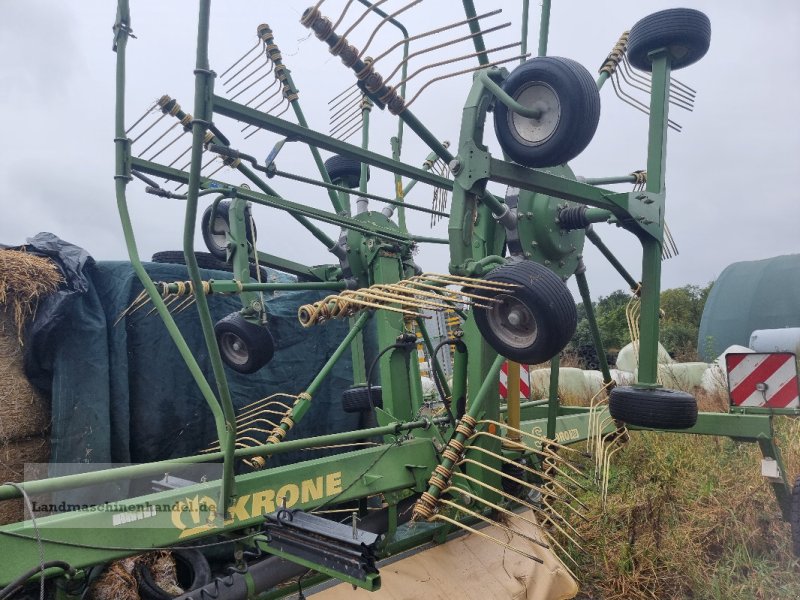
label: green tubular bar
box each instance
[113,0,235,512]
[213,97,452,191]
[183,0,238,509]
[575,268,612,383]
[537,0,551,56]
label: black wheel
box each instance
[324,155,368,189]
[493,56,600,168]
[214,312,274,374]
[626,9,711,72]
[151,251,268,282]
[135,549,211,599]
[342,385,383,413]
[792,475,800,557]
[472,260,577,364]
[609,386,698,429]
[201,200,256,260]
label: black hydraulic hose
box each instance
[173,496,419,600]
[366,335,417,410]
[0,561,73,600]
[429,339,466,425]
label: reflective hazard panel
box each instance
[499,361,531,400]
[725,352,799,409]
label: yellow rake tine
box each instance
[452,472,585,543]
[402,279,498,303]
[469,430,589,485]
[419,272,519,287]
[418,275,516,293]
[456,458,586,520]
[431,514,544,563]
[238,396,295,412]
[438,498,547,558]
[465,445,590,506]
[443,489,550,549]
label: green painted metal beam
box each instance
[0,439,437,586]
[213,97,453,191]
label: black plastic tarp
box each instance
[20,235,358,484]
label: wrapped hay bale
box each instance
[0,249,62,525]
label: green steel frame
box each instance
[0,0,794,595]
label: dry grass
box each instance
[0,249,62,343]
[567,389,800,599]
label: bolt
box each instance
[544,260,551,266]
[559,260,565,267]
[449,159,462,174]
[530,241,538,247]
[636,194,647,200]
[525,252,532,258]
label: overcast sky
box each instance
[1,1,798,299]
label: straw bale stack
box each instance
[0,249,62,524]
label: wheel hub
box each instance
[488,294,538,349]
[510,83,561,146]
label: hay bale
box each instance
[0,436,50,525]
[0,249,63,343]
[88,557,139,600]
[0,310,50,442]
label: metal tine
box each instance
[417,273,518,289]
[619,58,696,110]
[328,83,360,110]
[234,416,280,431]
[467,432,591,497]
[386,41,521,89]
[329,97,361,126]
[347,288,449,311]
[620,53,697,97]
[237,406,292,421]
[601,435,626,507]
[131,111,171,144]
[175,155,218,191]
[620,55,696,102]
[371,9,503,68]
[126,99,160,135]
[167,144,194,169]
[239,395,294,413]
[616,60,694,111]
[405,53,530,109]
[336,120,364,142]
[329,108,363,136]
[226,55,272,94]
[228,61,275,101]
[452,472,585,561]
[113,290,149,326]
[329,0,357,31]
[357,0,423,60]
[137,119,184,158]
[240,87,286,135]
[219,39,262,79]
[222,49,264,87]
[464,445,590,507]
[403,279,497,303]
[383,281,489,307]
[537,501,586,560]
[234,426,279,439]
[457,458,586,520]
[337,0,393,41]
[172,295,198,315]
[147,129,189,162]
[431,514,545,564]
[438,498,548,560]
[245,76,281,108]
[382,21,512,85]
[443,485,553,549]
[610,74,682,132]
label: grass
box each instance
[562,389,800,599]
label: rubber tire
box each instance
[342,385,383,413]
[472,260,577,364]
[135,549,211,600]
[626,8,711,72]
[324,155,368,189]
[214,312,275,374]
[151,251,269,282]
[493,56,600,168]
[609,386,698,430]
[200,200,256,261]
[792,475,800,557]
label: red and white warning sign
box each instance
[726,352,799,409]
[499,361,531,400]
